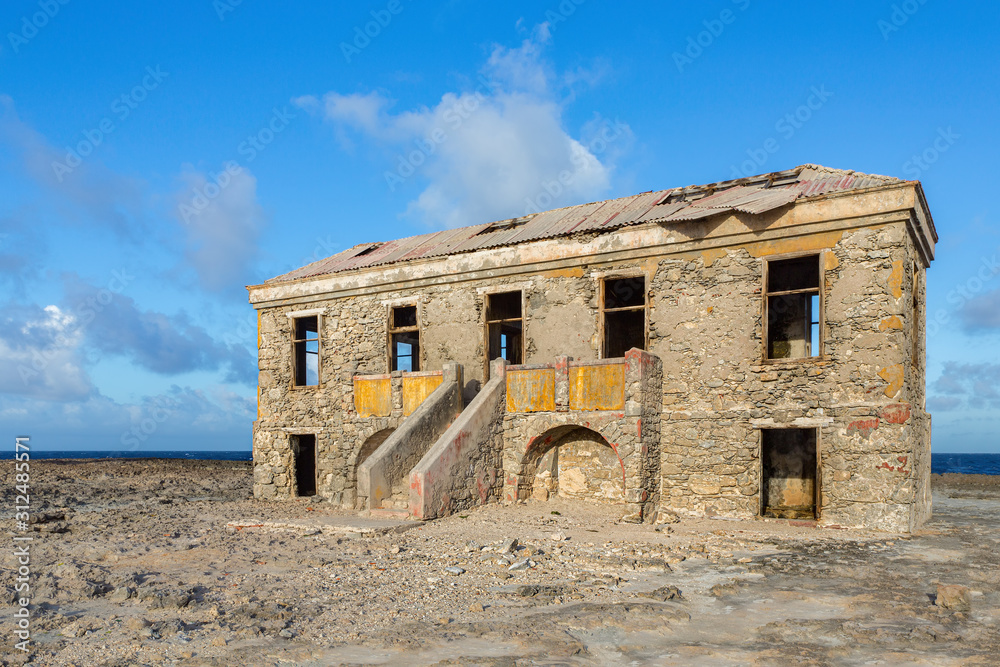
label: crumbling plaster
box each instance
[249,182,934,533]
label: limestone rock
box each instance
[935,584,971,611]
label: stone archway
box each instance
[356,428,395,470]
[348,428,395,508]
[520,425,625,504]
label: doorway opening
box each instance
[292,434,317,497]
[761,428,817,519]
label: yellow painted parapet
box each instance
[402,372,444,416]
[506,368,556,413]
[569,362,626,411]
[354,376,391,417]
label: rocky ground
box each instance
[1,460,999,666]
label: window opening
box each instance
[292,434,317,497]
[292,316,319,386]
[762,428,817,519]
[765,255,821,359]
[486,291,523,373]
[602,277,646,358]
[389,306,419,372]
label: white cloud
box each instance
[174,167,267,293]
[322,91,393,136]
[0,385,254,451]
[931,361,1000,410]
[299,26,632,228]
[60,276,256,384]
[0,303,93,401]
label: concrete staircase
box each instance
[380,484,409,511]
[357,363,464,514]
[370,485,410,519]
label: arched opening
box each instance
[522,425,624,504]
[355,428,395,473]
[349,428,397,510]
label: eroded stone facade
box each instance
[249,166,936,532]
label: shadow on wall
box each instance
[527,426,625,503]
[351,428,395,507]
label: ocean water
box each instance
[931,453,1000,476]
[0,450,251,461]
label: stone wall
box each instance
[500,350,662,521]
[631,348,664,519]
[251,196,932,532]
[651,223,928,531]
[252,269,619,505]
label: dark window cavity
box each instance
[292,316,320,386]
[761,428,817,519]
[765,256,821,359]
[389,305,419,372]
[292,434,317,497]
[486,291,523,372]
[602,277,646,358]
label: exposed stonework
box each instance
[650,224,931,531]
[248,165,937,533]
[500,350,663,522]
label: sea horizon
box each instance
[0,449,252,461]
[2,450,998,474]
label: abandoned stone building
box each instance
[247,164,937,533]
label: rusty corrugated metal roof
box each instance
[267,164,904,284]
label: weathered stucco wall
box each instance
[252,264,622,505]
[251,183,933,532]
[357,363,463,510]
[650,222,929,531]
[501,350,663,522]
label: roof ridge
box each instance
[263,164,911,285]
[796,163,902,184]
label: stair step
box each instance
[381,497,409,510]
[369,508,410,520]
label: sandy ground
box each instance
[2,460,999,666]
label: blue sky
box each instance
[1,1,997,453]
